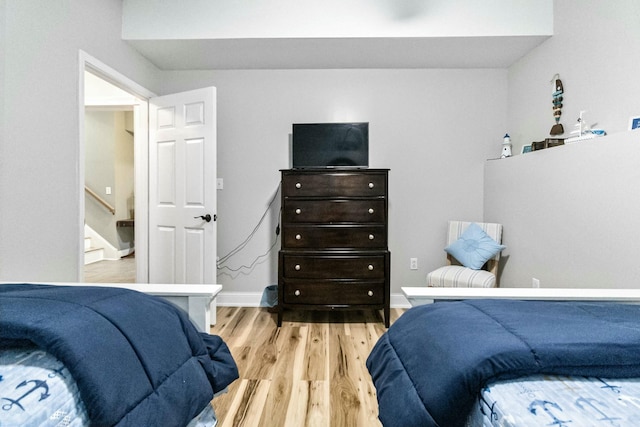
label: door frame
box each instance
[78,50,157,283]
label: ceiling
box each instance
[84,71,138,108]
[125,35,550,70]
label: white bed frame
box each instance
[402,287,640,306]
[1,282,222,332]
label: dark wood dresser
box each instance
[277,168,390,327]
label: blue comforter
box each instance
[366,299,640,427]
[0,284,238,427]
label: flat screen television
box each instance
[292,122,369,168]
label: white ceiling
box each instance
[121,0,553,70]
[126,35,550,70]
[84,71,138,107]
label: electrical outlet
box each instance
[216,178,224,190]
[532,278,540,288]
[410,258,418,270]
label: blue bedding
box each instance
[0,284,238,427]
[366,299,640,427]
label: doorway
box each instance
[83,72,138,282]
[79,52,218,285]
[79,51,155,283]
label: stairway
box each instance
[84,236,105,265]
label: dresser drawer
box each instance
[282,172,387,197]
[281,254,386,279]
[283,199,386,224]
[282,225,386,249]
[282,281,385,305]
[277,168,390,327]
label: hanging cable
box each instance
[216,203,281,278]
[216,236,280,278]
[216,182,281,268]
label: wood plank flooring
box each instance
[83,255,135,283]
[209,307,406,427]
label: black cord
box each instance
[216,182,281,270]
[216,236,279,277]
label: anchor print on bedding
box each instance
[0,346,89,426]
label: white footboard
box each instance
[402,287,640,307]
[2,282,222,332]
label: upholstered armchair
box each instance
[426,221,504,288]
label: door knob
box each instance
[194,214,212,222]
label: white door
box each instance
[148,87,216,284]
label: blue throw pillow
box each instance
[445,223,506,270]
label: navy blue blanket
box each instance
[0,284,238,427]
[367,299,640,427]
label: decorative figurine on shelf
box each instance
[575,110,589,137]
[564,110,607,143]
[501,134,512,158]
[550,74,564,135]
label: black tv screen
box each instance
[292,122,369,168]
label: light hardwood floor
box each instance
[209,307,406,427]
[84,255,135,283]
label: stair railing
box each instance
[85,186,115,215]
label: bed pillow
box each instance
[445,223,505,270]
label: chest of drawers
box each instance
[277,169,390,326]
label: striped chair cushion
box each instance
[426,265,497,288]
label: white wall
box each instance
[85,110,135,252]
[162,68,507,297]
[114,111,135,251]
[488,0,640,289]
[0,0,160,281]
[85,111,118,245]
[0,0,5,251]
[484,132,640,289]
[507,0,640,152]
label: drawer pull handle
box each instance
[368,182,374,189]
[369,234,375,240]
[295,208,301,215]
[295,264,301,271]
[295,182,302,189]
[295,234,302,240]
[294,289,301,296]
[368,264,374,271]
[368,208,374,214]
[368,290,374,297]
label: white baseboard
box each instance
[118,248,135,258]
[217,292,263,307]
[390,293,412,308]
[217,291,411,309]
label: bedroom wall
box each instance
[506,0,640,151]
[0,0,5,261]
[486,0,640,289]
[161,68,507,301]
[0,0,160,281]
[484,132,640,289]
